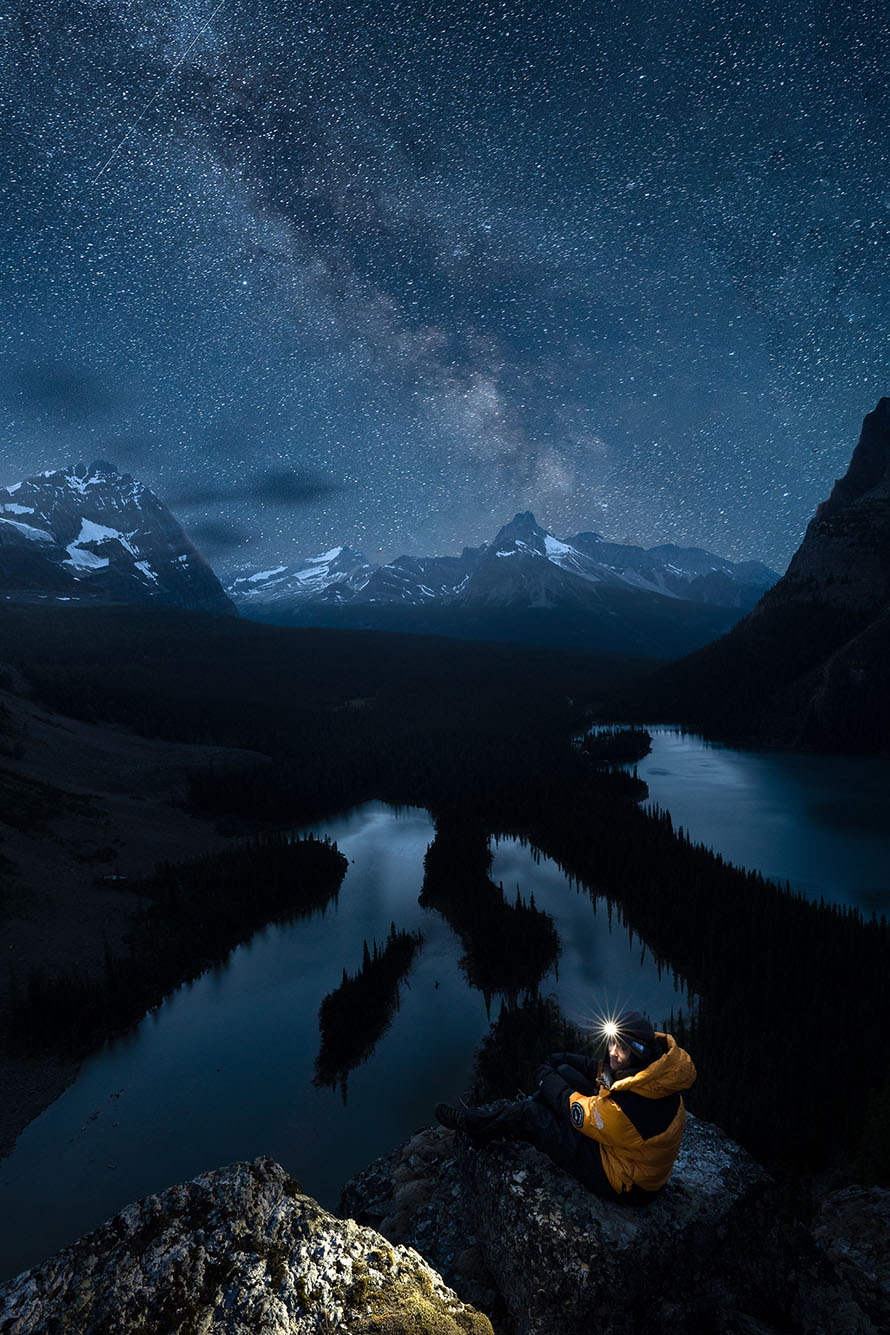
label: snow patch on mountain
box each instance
[0,518,54,543]
[229,545,372,606]
[543,535,576,560]
[64,542,109,570]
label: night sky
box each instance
[2,0,889,576]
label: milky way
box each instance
[2,0,888,574]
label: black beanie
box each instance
[613,1010,657,1057]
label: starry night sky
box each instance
[2,0,889,575]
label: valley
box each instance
[1,596,888,1237]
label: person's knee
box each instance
[555,1063,596,1095]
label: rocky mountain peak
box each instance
[628,399,890,750]
[490,511,548,555]
[772,398,890,612]
[81,459,120,478]
[0,462,234,614]
[819,397,890,515]
[227,515,777,642]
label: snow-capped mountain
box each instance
[0,461,234,614]
[228,513,777,617]
[228,546,372,609]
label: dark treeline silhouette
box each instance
[314,923,423,1097]
[420,824,559,1001]
[7,834,347,1053]
[2,602,889,1191]
[472,994,592,1102]
[581,726,652,765]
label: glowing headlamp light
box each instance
[601,1021,619,1042]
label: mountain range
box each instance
[229,512,777,616]
[0,462,234,615]
[227,513,778,655]
[0,462,779,659]
[622,397,890,749]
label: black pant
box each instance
[488,1066,654,1204]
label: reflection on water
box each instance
[631,730,890,915]
[0,802,686,1283]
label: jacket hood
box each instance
[610,1032,696,1098]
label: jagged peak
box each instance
[491,511,547,553]
[501,510,540,531]
[5,460,138,497]
[816,397,890,519]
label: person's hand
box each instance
[533,1062,555,1088]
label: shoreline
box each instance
[0,686,270,1161]
[0,1052,81,1162]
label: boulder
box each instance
[0,1157,492,1335]
[812,1186,890,1312]
[341,1114,889,1335]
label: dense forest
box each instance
[581,725,651,765]
[1,601,888,1197]
[6,834,347,1052]
[420,825,559,999]
[314,924,424,1096]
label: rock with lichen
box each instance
[341,1114,889,1335]
[0,1157,492,1335]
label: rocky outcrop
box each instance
[2,1135,888,1335]
[812,1186,890,1314]
[341,1116,889,1335]
[0,1157,492,1335]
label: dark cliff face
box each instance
[769,397,890,613]
[0,461,234,615]
[621,400,890,750]
[819,397,890,514]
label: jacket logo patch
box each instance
[570,1101,584,1129]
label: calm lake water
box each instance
[0,802,685,1284]
[630,730,890,917]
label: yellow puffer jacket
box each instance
[568,1034,696,1195]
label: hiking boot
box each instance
[435,1102,470,1132]
[435,1102,504,1144]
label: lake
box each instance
[0,801,685,1283]
[628,729,890,917]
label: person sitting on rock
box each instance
[435,1010,696,1204]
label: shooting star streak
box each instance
[93,0,228,183]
